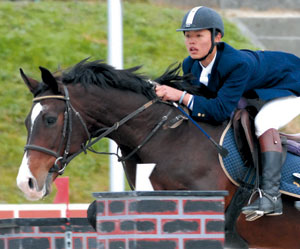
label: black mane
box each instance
[62,59,156,99]
[61,58,215,99]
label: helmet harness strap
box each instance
[197,28,216,61]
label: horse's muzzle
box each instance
[17,176,46,201]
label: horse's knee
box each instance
[87,200,97,230]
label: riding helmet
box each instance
[177,6,224,37]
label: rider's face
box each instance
[184,30,212,60]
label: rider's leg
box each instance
[254,95,300,138]
[242,128,283,216]
[242,96,300,219]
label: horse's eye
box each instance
[45,116,57,126]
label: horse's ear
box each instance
[20,68,40,94]
[39,66,59,94]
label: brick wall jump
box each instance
[93,191,228,249]
[0,218,97,249]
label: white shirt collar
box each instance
[199,51,217,72]
[198,51,217,86]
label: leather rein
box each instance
[24,85,163,175]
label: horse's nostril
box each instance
[28,178,34,189]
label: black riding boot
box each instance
[242,128,283,221]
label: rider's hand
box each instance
[155,85,182,102]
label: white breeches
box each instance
[255,96,300,137]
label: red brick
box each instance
[161,219,201,234]
[39,225,65,233]
[98,220,117,234]
[205,219,225,234]
[184,238,224,249]
[97,201,106,216]
[73,237,83,248]
[108,200,126,216]
[128,200,179,215]
[87,236,97,249]
[109,239,126,249]
[183,200,224,215]
[128,238,178,249]
[119,219,157,234]
[9,237,51,249]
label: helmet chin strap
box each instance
[198,28,216,62]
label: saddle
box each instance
[232,107,300,168]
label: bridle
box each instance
[24,85,90,175]
[24,85,163,176]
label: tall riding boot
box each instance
[242,128,283,221]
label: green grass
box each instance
[0,1,258,204]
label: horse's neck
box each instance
[77,87,160,145]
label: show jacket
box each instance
[182,42,300,122]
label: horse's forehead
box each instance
[29,101,62,127]
[29,102,49,134]
[30,103,44,125]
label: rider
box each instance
[155,6,300,220]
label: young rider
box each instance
[155,6,300,221]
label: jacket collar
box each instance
[190,42,224,91]
[207,42,224,92]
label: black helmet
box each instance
[177,6,224,37]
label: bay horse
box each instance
[16,59,300,249]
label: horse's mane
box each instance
[61,58,204,99]
[61,58,152,98]
[61,58,216,99]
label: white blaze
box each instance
[30,103,43,134]
[16,103,46,200]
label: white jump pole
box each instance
[107,0,125,192]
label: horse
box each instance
[16,59,300,249]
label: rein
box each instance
[66,97,161,165]
[24,85,160,175]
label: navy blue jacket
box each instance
[182,42,300,122]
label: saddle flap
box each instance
[232,108,259,168]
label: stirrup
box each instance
[242,188,264,221]
[242,188,263,213]
[243,189,282,221]
[245,210,264,221]
[247,188,262,205]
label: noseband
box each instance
[24,85,160,175]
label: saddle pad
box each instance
[219,122,300,199]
